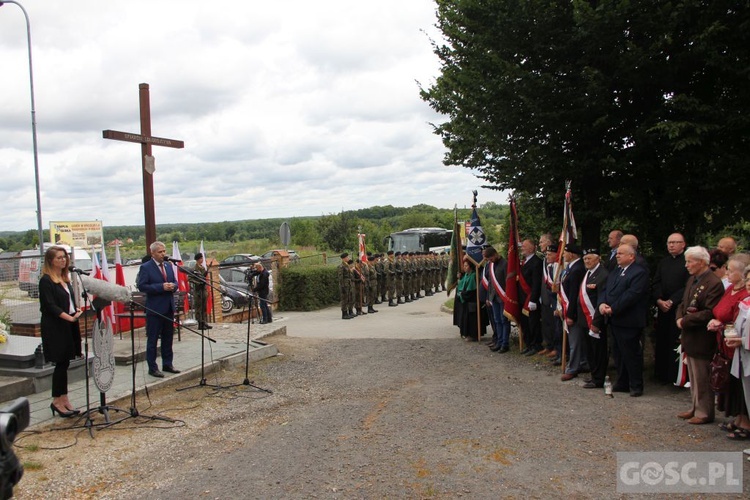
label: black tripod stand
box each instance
[173,262,225,392]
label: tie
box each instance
[159,262,167,280]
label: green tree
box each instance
[421,0,750,251]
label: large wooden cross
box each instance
[102,83,184,253]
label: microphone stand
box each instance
[171,262,226,391]
[220,272,272,393]
[69,271,96,437]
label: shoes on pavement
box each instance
[163,366,181,374]
[499,346,509,353]
[561,373,577,382]
[546,350,559,359]
[149,369,165,378]
[687,416,713,425]
[537,349,550,356]
[677,410,695,420]
[582,381,600,389]
[630,390,643,397]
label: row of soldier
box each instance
[338,250,450,319]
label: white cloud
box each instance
[0,0,506,234]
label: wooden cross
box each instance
[102,83,184,253]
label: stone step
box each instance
[0,376,34,403]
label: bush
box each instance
[278,265,339,311]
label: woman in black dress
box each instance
[38,246,83,417]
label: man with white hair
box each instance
[675,246,724,424]
[598,243,650,396]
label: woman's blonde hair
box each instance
[42,246,70,283]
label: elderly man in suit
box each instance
[676,246,725,424]
[137,241,180,378]
[560,244,587,381]
[598,243,650,397]
[519,238,544,355]
[578,249,609,388]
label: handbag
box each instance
[709,351,731,393]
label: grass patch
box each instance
[443,298,455,311]
[23,461,43,471]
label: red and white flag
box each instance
[199,240,213,316]
[113,244,128,333]
[99,246,115,326]
[358,233,368,262]
[172,241,189,316]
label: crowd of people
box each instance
[454,231,750,438]
[338,251,449,319]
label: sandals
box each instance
[726,428,750,440]
[719,422,739,432]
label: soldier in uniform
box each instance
[190,252,211,329]
[339,253,353,320]
[394,252,405,304]
[352,259,366,315]
[347,258,358,318]
[386,250,397,306]
[366,255,379,314]
[374,254,384,304]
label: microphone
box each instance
[163,256,181,263]
[68,266,91,276]
[79,275,133,303]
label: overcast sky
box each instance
[0,0,506,233]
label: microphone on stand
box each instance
[163,256,182,263]
[68,266,91,276]
[79,275,133,303]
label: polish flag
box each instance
[199,240,213,316]
[113,244,128,334]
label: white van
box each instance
[18,244,93,297]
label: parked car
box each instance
[219,275,251,313]
[260,249,300,262]
[218,253,260,281]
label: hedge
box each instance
[278,265,339,311]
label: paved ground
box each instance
[10,293,750,499]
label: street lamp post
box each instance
[1,0,45,255]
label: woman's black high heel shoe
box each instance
[50,403,76,418]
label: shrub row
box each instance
[278,265,339,311]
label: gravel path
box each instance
[12,310,750,498]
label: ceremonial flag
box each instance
[555,181,577,320]
[99,245,116,326]
[113,244,128,333]
[446,206,462,296]
[199,240,213,316]
[91,251,102,280]
[358,233,368,262]
[172,242,189,317]
[504,197,524,329]
[465,191,486,265]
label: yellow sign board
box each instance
[50,221,104,249]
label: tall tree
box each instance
[421,0,750,251]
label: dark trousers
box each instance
[146,314,174,372]
[611,325,643,391]
[585,328,609,386]
[490,301,510,348]
[540,303,555,350]
[259,293,272,323]
[654,309,680,383]
[520,309,542,350]
[51,359,70,397]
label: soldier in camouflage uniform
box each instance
[352,259,366,315]
[339,253,353,320]
[386,250,397,306]
[394,252,405,304]
[366,255,378,314]
[374,254,385,303]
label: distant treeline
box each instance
[0,203,509,254]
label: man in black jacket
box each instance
[252,262,272,324]
[651,233,689,384]
[519,239,543,355]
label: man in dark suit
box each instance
[519,239,543,355]
[560,244,586,381]
[137,241,180,378]
[598,243,650,396]
[577,249,609,388]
